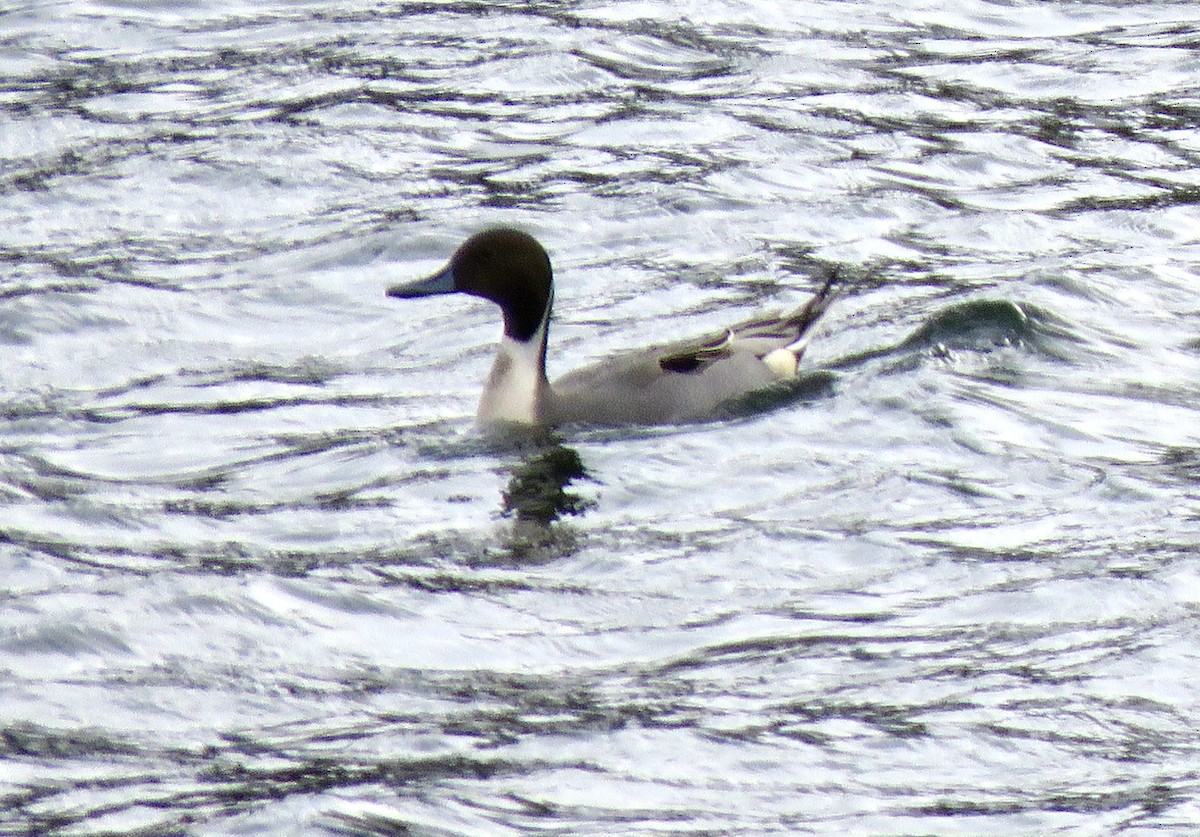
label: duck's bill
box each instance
[387,264,456,298]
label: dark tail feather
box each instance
[784,265,840,338]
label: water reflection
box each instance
[493,432,592,564]
[500,439,591,527]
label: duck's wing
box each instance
[656,328,738,374]
[657,269,838,375]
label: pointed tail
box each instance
[783,266,840,350]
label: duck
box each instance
[387,228,836,427]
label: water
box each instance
[3,0,1200,834]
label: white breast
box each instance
[476,329,547,425]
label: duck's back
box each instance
[544,339,783,426]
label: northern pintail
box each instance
[387,228,835,427]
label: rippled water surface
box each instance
[4,0,1200,834]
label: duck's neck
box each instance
[477,308,550,425]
